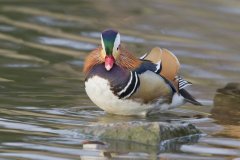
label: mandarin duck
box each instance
[83,29,202,116]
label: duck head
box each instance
[101,29,120,71]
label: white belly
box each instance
[85,76,185,116]
[85,76,152,116]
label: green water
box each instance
[0,0,239,159]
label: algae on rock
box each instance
[81,121,202,146]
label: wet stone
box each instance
[215,82,240,98]
[80,121,202,146]
[213,83,240,125]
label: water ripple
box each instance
[38,37,97,50]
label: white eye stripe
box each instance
[101,33,120,56]
[113,33,120,53]
[101,35,106,54]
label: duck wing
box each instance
[139,47,202,106]
[140,47,180,81]
[130,61,176,103]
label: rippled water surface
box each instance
[0,0,239,159]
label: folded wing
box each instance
[140,47,202,105]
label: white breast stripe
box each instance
[117,72,133,95]
[155,60,161,73]
[123,72,139,99]
[139,53,148,59]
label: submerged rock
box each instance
[214,83,240,106]
[216,83,240,97]
[213,83,240,125]
[80,121,201,146]
[211,82,240,139]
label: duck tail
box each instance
[179,89,203,106]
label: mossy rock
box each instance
[81,121,201,146]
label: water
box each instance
[0,0,239,159]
